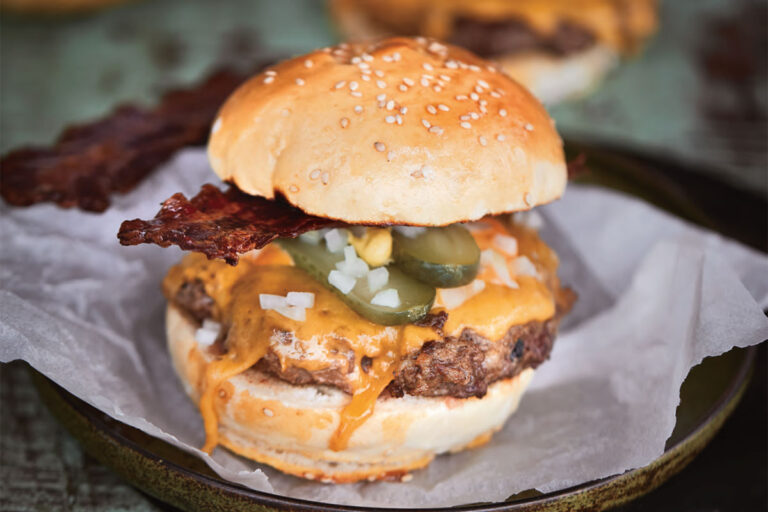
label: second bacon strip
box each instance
[118,184,341,265]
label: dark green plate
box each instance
[31,143,766,511]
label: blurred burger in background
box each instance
[330,0,658,104]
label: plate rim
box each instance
[33,346,756,512]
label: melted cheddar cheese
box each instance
[347,0,657,54]
[163,219,563,453]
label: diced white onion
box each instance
[286,291,315,308]
[516,211,544,230]
[274,305,306,322]
[393,226,427,238]
[328,270,356,294]
[259,294,288,310]
[481,249,518,289]
[324,229,348,253]
[493,234,518,256]
[371,288,400,308]
[335,247,369,278]
[367,267,389,293]
[299,229,326,244]
[194,319,221,347]
[512,256,538,277]
[439,280,486,310]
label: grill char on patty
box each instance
[173,280,571,399]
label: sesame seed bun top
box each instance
[208,37,567,225]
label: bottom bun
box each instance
[496,45,618,105]
[167,305,535,482]
[329,0,617,105]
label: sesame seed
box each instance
[496,134,506,141]
[438,104,450,112]
[360,67,372,74]
[469,64,481,72]
[478,135,487,146]
[524,193,533,206]
[446,60,458,69]
[354,105,363,114]
[321,171,330,185]
[374,69,384,77]
[474,85,484,94]
[361,74,370,81]
[421,119,431,129]
[211,117,222,134]
[349,81,359,91]
[400,106,408,114]
[295,78,305,86]
[428,41,445,53]
[392,52,401,61]
[263,407,274,417]
[439,74,451,81]
[385,115,396,123]
[377,93,386,101]
[350,91,362,97]
[386,100,395,110]
[399,84,408,92]
[479,99,488,106]
[420,78,430,87]
[480,105,488,114]
[340,117,349,128]
[403,77,415,86]
[422,74,434,80]
[334,80,346,89]
[377,80,386,89]
[362,53,373,62]
[460,115,470,121]
[456,95,468,101]
[477,79,489,89]
[374,141,386,152]
[358,62,370,69]
[499,108,508,117]
[470,92,479,101]
[429,125,443,135]
[304,59,313,68]
[263,76,275,84]
[460,121,472,129]
[525,123,534,131]
[383,55,393,63]
[433,85,442,92]
[310,169,322,180]
[426,105,437,115]
[387,151,395,161]
[470,112,479,120]
[396,114,403,125]
[265,70,276,76]
[378,100,386,108]
[351,56,361,64]
[491,91,501,98]
[495,88,506,96]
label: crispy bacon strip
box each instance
[0,68,258,212]
[118,184,341,265]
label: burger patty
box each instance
[449,17,596,58]
[172,280,566,399]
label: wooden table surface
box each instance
[1,0,766,510]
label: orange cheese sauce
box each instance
[163,219,561,453]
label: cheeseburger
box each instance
[119,37,575,483]
[330,0,658,104]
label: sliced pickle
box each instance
[278,238,435,325]
[392,225,480,288]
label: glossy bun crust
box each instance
[208,37,566,226]
[167,305,535,482]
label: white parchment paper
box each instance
[2,149,767,508]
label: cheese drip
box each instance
[163,220,560,454]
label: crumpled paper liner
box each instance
[1,149,766,508]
